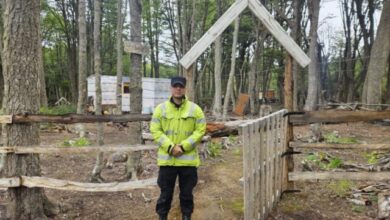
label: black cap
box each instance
[171,76,186,87]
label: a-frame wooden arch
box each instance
[179,0,310,69]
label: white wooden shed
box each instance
[87,75,171,113]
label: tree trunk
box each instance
[292,0,304,111]
[222,16,240,120]
[1,0,50,218]
[212,0,223,118]
[116,0,124,114]
[77,0,88,137]
[91,0,105,181]
[363,0,390,109]
[126,0,143,181]
[304,0,320,111]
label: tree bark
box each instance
[212,0,223,117]
[116,0,124,114]
[127,0,143,180]
[1,0,49,218]
[91,0,105,181]
[77,0,88,137]
[304,0,320,111]
[363,0,390,109]
[222,16,240,120]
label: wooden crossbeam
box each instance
[290,142,390,150]
[0,176,157,192]
[289,111,390,124]
[0,144,158,154]
[289,171,390,181]
[0,114,151,124]
[179,0,248,69]
[248,0,310,67]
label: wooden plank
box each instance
[248,0,310,67]
[289,111,390,124]
[0,115,12,124]
[289,172,390,181]
[259,121,266,219]
[233,93,250,116]
[290,142,390,150]
[241,124,251,220]
[21,176,157,192]
[7,113,151,124]
[254,121,260,219]
[270,115,276,206]
[0,144,158,154]
[0,177,21,188]
[265,117,271,214]
[248,123,255,219]
[123,41,149,55]
[179,0,248,69]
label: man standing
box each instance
[150,76,206,220]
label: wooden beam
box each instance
[0,114,151,124]
[248,0,310,67]
[289,171,390,181]
[0,115,12,124]
[289,111,390,124]
[0,177,21,188]
[290,142,390,150]
[179,0,248,69]
[0,144,158,154]
[21,176,157,192]
[124,41,149,55]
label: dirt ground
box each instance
[1,120,389,220]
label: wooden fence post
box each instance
[283,55,295,191]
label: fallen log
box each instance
[206,120,253,137]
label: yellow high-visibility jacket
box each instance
[150,97,206,167]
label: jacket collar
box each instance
[169,96,188,108]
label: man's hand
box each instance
[171,144,183,157]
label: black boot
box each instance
[158,213,168,220]
[182,213,191,220]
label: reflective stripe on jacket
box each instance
[150,97,206,167]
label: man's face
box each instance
[171,84,186,98]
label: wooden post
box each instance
[283,55,294,191]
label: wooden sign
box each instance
[124,41,149,55]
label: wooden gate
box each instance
[240,109,288,220]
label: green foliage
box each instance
[40,105,76,115]
[363,151,379,164]
[228,135,237,143]
[324,133,359,144]
[328,180,355,197]
[351,205,365,213]
[221,198,244,215]
[63,137,90,147]
[207,142,222,158]
[304,152,343,170]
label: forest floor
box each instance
[0,116,389,220]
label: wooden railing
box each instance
[0,113,157,192]
[240,109,288,220]
[287,110,390,182]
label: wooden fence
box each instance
[0,114,158,192]
[240,109,288,220]
[288,110,390,182]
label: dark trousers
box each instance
[156,166,198,215]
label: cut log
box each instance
[206,120,254,137]
[378,193,390,219]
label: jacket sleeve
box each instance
[150,104,174,153]
[180,105,206,152]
